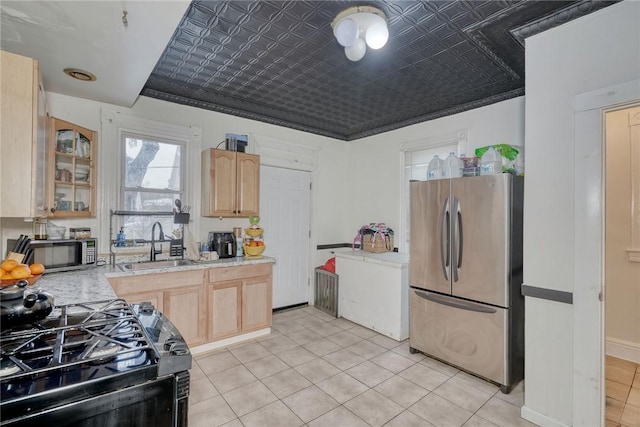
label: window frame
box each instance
[100,110,201,255]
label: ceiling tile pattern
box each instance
[142,0,617,140]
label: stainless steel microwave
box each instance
[7,238,97,273]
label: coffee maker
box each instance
[209,232,236,258]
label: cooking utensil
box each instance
[0,280,54,328]
[175,199,182,213]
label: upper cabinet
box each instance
[201,148,260,217]
[48,118,96,217]
[0,51,48,218]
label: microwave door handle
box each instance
[81,241,87,265]
[440,196,450,281]
[452,197,463,282]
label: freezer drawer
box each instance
[409,288,508,385]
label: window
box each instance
[398,130,467,252]
[120,133,185,240]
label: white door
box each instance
[260,166,311,308]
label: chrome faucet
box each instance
[150,222,164,261]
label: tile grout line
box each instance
[190,307,530,426]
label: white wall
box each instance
[345,97,524,240]
[523,1,640,425]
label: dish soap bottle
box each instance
[116,227,126,247]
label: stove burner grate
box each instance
[0,300,158,384]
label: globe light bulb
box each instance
[365,21,389,49]
[334,18,358,47]
[345,38,366,61]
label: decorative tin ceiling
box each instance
[142,0,617,141]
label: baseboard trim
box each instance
[606,337,640,364]
[190,328,271,356]
[521,406,570,427]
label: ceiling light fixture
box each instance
[331,6,389,62]
[63,68,96,82]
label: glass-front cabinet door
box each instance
[48,118,96,217]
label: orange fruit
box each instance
[10,265,31,279]
[29,263,45,275]
[1,273,13,280]
[0,268,5,276]
[249,241,258,247]
[1,259,19,272]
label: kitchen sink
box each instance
[118,259,195,272]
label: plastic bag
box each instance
[321,257,336,273]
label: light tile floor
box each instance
[606,355,640,427]
[189,306,534,427]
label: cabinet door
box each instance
[236,152,260,217]
[202,149,236,217]
[49,118,96,218]
[164,285,206,347]
[119,290,165,313]
[0,51,41,217]
[207,282,241,341]
[241,275,272,332]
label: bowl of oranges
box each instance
[1,259,45,287]
[243,240,265,257]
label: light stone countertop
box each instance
[36,256,275,307]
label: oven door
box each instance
[3,376,179,427]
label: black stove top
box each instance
[0,300,159,408]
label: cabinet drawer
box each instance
[208,263,272,283]
[409,289,508,385]
[109,269,206,295]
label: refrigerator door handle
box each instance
[452,197,463,282]
[413,289,497,313]
[440,197,450,281]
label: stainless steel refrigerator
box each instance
[409,174,524,393]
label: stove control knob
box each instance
[139,301,155,314]
[164,336,188,355]
[164,336,182,350]
[169,342,189,356]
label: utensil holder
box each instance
[174,213,190,224]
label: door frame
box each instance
[573,79,640,425]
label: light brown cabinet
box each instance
[164,285,207,346]
[207,282,241,340]
[109,263,272,347]
[201,148,260,217]
[48,118,96,217]
[0,50,48,218]
[207,263,273,340]
[109,269,206,347]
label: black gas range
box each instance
[0,299,191,427]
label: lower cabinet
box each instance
[242,276,272,332]
[208,282,241,340]
[207,263,272,341]
[109,263,272,348]
[109,269,206,347]
[164,285,207,346]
